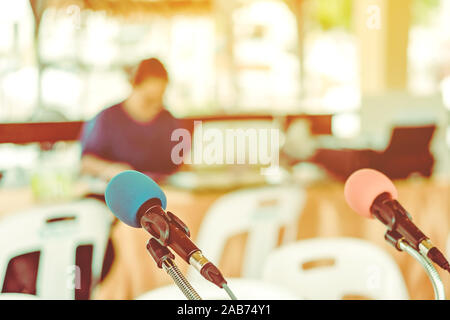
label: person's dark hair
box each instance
[132,58,168,86]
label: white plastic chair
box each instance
[136,278,301,300]
[188,185,305,280]
[262,238,409,300]
[0,199,113,299]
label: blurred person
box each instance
[80,58,188,182]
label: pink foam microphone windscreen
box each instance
[344,168,398,218]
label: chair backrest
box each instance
[188,185,305,280]
[384,125,436,155]
[0,199,112,299]
[262,238,409,300]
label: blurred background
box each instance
[0,0,448,300]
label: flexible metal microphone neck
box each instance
[398,240,446,300]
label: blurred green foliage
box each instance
[310,0,440,30]
[411,0,440,25]
[311,0,353,30]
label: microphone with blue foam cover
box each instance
[105,170,229,287]
[105,170,167,228]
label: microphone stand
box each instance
[147,238,202,300]
[385,230,446,300]
[142,205,237,300]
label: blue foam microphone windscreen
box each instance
[105,170,167,227]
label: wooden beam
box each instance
[285,0,306,97]
[0,114,332,144]
[353,0,412,94]
[0,121,84,144]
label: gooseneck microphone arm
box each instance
[147,238,202,300]
[384,230,446,300]
[399,241,446,300]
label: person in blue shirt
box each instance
[80,58,188,182]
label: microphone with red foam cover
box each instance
[344,168,398,219]
[344,168,450,273]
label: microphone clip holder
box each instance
[141,204,190,246]
[383,230,446,300]
[147,237,175,268]
[384,229,405,251]
[372,193,425,251]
